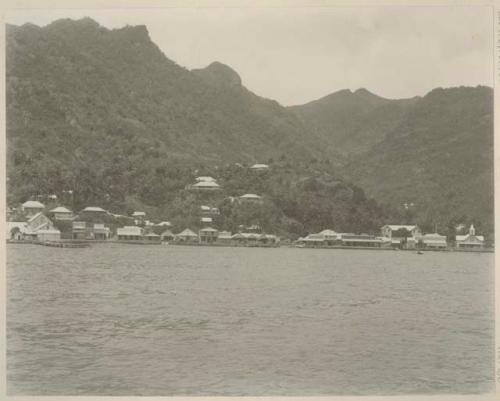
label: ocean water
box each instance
[6,244,495,396]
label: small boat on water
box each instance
[417,250,424,255]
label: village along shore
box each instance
[7,165,491,253]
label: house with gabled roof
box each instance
[176,228,199,242]
[24,212,55,240]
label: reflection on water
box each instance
[7,244,494,395]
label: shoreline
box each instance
[6,239,493,253]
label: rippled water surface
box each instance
[7,244,494,395]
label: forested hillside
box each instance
[342,86,494,235]
[6,18,324,207]
[6,18,494,238]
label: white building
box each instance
[37,228,61,242]
[421,233,448,249]
[239,194,263,204]
[117,226,143,241]
[7,222,28,240]
[456,224,485,249]
[250,164,269,171]
[195,176,216,183]
[191,181,221,191]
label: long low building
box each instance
[420,233,447,249]
[117,226,143,241]
[298,230,384,247]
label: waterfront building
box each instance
[176,228,199,242]
[298,233,326,246]
[319,229,338,245]
[160,230,175,241]
[37,228,61,242]
[72,221,87,239]
[381,225,422,248]
[117,226,143,241]
[144,232,161,242]
[22,200,45,216]
[217,231,233,244]
[7,222,28,240]
[258,234,279,245]
[456,224,484,249]
[420,233,448,249]
[199,227,219,243]
[92,223,111,240]
[24,213,55,240]
[49,206,73,221]
[231,232,260,244]
[341,234,382,247]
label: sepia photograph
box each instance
[3,0,497,398]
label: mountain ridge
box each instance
[6,18,494,237]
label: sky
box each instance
[6,5,494,106]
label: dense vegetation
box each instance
[291,86,494,238]
[6,18,494,240]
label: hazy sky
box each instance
[6,6,494,105]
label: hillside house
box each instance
[132,211,146,224]
[199,227,219,243]
[22,200,45,217]
[201,217,213,226]
[117,226,143,241]
[49,206,73,221]
[456,224,484,249]
[80,206,107,220]
[239,194,263,204]
[191,181,221,191]
[250,164,269,171]
[157,221,172,227]
[196,176,216,183]
[200,205,220,216]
